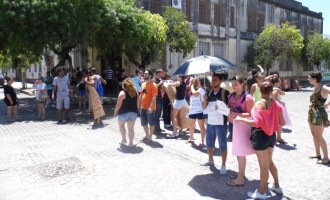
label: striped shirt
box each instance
[104,69,113,80]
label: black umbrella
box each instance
[173,55,236,75]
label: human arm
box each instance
[321,85,330,108]
[235,116,255,127]
[190,84,202,97]
[168,81,180,87]
[250,84,256,97]
[114,91,125,116]
[257,64,264,75]
[148,84,158,113]
[202,93,208,109]
[100,77,107,85]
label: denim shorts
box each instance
[250,128,276,150]
[189,113,204,120]
[140,109,156,126]
[118,112,137,122]
[206,124,227,151]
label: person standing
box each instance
[44,71,54,108]
[103,62,114,94]
[76,75,87,110]
[139,69,158,142]
[4,77,18,123]
[52,67,71,123]
[187,77,206,144]
[247,65,264,93]
[236,82,284,199]
[226,75,254,187]
[33,76,47,120]
[85,68,107,126]
[132,69,144,94]
[307,72,330,164]
[250,73,264,103]
[162,73,172,129]
[118,69,128,92]
[201,73,229,176]
[168,74,187,138]
[114,79,139,147]
[185,75,194,105]
[153,69,165,134]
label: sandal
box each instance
[227,180,244,187]
[309,155,321,159]
[316,159,330,165]
[277,139,287,144]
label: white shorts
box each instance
[57,96,70,110]
[173,99,187,109]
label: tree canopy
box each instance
[163,7,197,58]
[254,23,304,74]
[306,33,330,71]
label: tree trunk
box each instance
[51,46,74,76]
[21,68,27,89]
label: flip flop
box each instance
[227,180,244,187]
[309,155,321,159]
[317,160,330,165]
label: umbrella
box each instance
[173,55,236,75]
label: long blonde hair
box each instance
[122,78,137,98]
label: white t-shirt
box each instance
[53,76,70,97]
[34,83,46,100]
[189,88,205,115]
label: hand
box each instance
[9,101,13,106]
[203,94,208,101]
[235,116,243,121]
[148,108,153,113]
[280,102,285,107]
[229,112,238,122]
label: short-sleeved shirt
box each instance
[140,81,158,110]
[53,76,70,97]
[104,69,113,80]
[189,88,205,115]
[4,85,18,105]
[252,100,283,136]
[153,77,163,99]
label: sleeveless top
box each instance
[176,82,186,100]
[253,84,262,103]
[228,91,252,113]
[308,85,330,127]
[118,91,138,115]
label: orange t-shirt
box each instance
[140,81,158,110]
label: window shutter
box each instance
[185,0,192,21]
[230,6,235,28]
[214,3,225,26]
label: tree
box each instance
[96,1,168,68]
[306,33,330,71]
[163,7,197,58]
[254,23,304,74]
[242,43,257,69]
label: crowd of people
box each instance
[2,64,330,199]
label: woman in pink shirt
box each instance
[236,82,285,199]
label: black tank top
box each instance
[176,82,186,100]
[118,91,138,114]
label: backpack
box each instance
[95,75,104,97]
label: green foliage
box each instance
[163,7,197,58]
[306,33,330,71]
[254,23,304,74]
[242,43,257,68]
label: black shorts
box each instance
[189,113,203,120]
[250,128,276,151]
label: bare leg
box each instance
[309,124,321,157]
[314,125,329,162]
[172,108,179,133]
[207,148,214,162]
[127,120,136,145]
[198,119,206,145]
[221,150,227,167]
[276,125,285,142]
[12,105,18,121]
[255,149,269,194]
[7,106,12,122]
[149,126,155,141]
[268,147,280,188]
[118,120,126,142]
[58,109,62,121]
[143,126,149,139]
[41,103,46,119]
[187,118,196,142]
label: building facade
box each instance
[137,0,323,78]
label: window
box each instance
[214,3,225,26]
[142,0,150,10]
[248,11,265,32]
[28,67,31,73]
[230,6,235,28]
[199,42,210,55]
[280,60,292,71]
[150,0,167,14]
[214,44,223,58]
[39,63,42,72]
[34,64,37,72]
[185,0,192,21]
[199,0,211,24]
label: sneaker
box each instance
[268,183,283,195]
[168,132,179,138]
[247,189,268,199]
[219,165,227,175]
[201,161,214,166]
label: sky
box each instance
[298,0,330,35]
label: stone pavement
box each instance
[0,88,330,200]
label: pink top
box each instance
[228,92,252,114]
[252,100,283,136]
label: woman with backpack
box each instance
[227,75,254,186]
